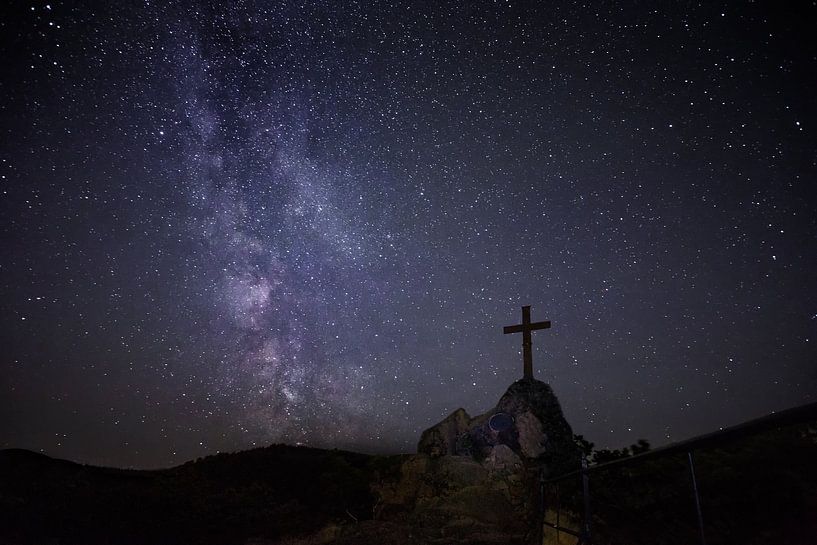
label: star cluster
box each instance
[1,1,815,468]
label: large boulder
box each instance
[417,378,579,476]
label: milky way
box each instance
[1,2,815,468]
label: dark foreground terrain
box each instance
[552,422,817,545]
[0,445,404,545]
[2,421,817,545]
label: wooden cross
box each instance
[503,305,551,380]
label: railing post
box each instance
[537,467,545,545]
[555,482,561,543]
[580,455,592,544]
[687,451,707,545]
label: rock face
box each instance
[415,407,472,458]
[370,452,531,545]
[418,378,578,476]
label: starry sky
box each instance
[1,1,815,469]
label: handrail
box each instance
[538,400,817,545]
[543,400,817,484]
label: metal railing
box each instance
[537,401,817,545]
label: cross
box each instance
[503,305,551,380]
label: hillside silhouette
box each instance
[2,414,816,544]
[0,445,404,545]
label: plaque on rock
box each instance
[488,412,514,432]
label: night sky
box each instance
[1,2,815,469]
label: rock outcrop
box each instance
[418,378,578,476]
[354,378,578,545]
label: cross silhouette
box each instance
[503,305,551,380]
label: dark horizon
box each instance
[9,393,817,473]
[2,1,815,469]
